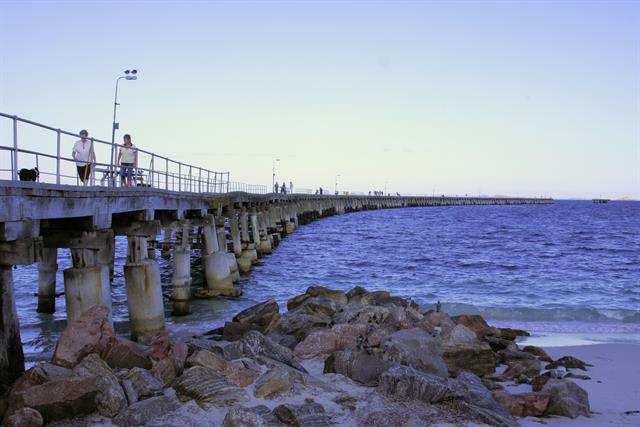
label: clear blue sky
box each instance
[1,0,638,198]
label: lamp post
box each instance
[334,174,341,195]
[272,158,280,193]
[110,69,138,186]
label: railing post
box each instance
[150,154,155,188]
[12,116,18,180]
[178,163,182,192]
[207,170,210,193]
[165,158,169,191]
[56,129,61,184]
[198,168,202,193]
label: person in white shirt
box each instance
[72,129,96,186]
[117,134,137,187]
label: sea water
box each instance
[13,200,640,362]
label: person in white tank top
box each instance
[117,134,137,187]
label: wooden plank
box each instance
[0,237,42,265]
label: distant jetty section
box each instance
[0,180,552,386]
[592,198,610,204]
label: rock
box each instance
[531,371,557,392]
[147,400,214,427]
[492,391,550,417]
[222,405,278,427]
[565,372,591,380]
[122,367,163,400]
[378,365,465,403]
[10,376,98,423]
[233,299,281,331]
[187,348,228,373]
[224,358,261,387]
[522,345,554,362]
[148,331,170,361]
[173,366,249,407]
[454,372,518,427]
[5,407,43,427]
[323,350,394,386]
[442,325,497,377]
[52,305,115,369]
[267,333,299,350]
[9,363,72,395]
[287,293,312,311]
[546,356,591,371]
[102,337,152,370]
[114,395,182,427]
[222,321,258,341]
[237,331,307,372]
[293,330,339,360]
[482,378,505,391]
[485,336,518,352]
[331,323,369,351]
[305,286,348,305]
[542,379,590,418]
[300,297,341,317]
[451,314,491,336]
[333,303,390,325]
[273,401,331,427]
[345,285,368,301]
[171,339,188,375]
[499,349,537,364]
[254,367,303,398]
[71,353,127,417]
[494,327,530,341]
[276,310,332,341]
[381,328,448,378]
[151,357,177,387]
[502,359,541,379]
[421,310,456,335]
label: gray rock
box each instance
[443,325,497,377]
[299,297,341,317]
[186,349,228,373]
[72,353,127,417]
[122,367,163,400]
[546,356,591,371]
[238,331,307,373]
[233,299,281,330]
[333,303,390,325]
[542,379,590,418]
[222,405,281,427]
[454,371,518,427]
[173,366,249,408]
[5,407,43,427]
[323,350,394,386]
[276,310,332,341]
[381,328,448,378]
[378,365,466,404]
[273,401,332,427]
[147,400,215,427]
[113,395,182,426]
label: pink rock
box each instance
[6,407,43,427]
[293,330,339,360]
[331,323,368,351]
[148,331,170,361]
[52,306,114,369]
[421,311,456,335]
[493,391,550,417]
[224,359,260,387]
[102,337,152,370]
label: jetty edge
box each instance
[1,285,592,426]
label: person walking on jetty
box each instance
[281,182,287,194]
[72,129,96,186]
[117,134,137,187]
[274,181,279,193]
[289,181,294,193]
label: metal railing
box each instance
[0,113,267,194]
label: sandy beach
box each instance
[520,343,640,427]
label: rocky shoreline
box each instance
[1,286,592,426]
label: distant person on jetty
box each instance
[289,181,293,193]
[281,182,287,194]
[319,187,323,195]
[72,129,95,186]
[274,181,279,193]
[117,134,137,187]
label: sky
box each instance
[1,0,638,198]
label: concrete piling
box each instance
[172,223,192,316]
[37,247,57,313]
[63,248,112,322]
[201,215,238,296]
[0,264,25,386]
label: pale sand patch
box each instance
[520,343,640,427]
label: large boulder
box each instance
[331,323,369,351]
[502,358,541,380]
[224,358,261,387]
[71,353,127,417]
[151,357,177,387]
[52,305,114,369]
[381,328,448,378]
[542,379,590,418]
[299,297,342,317]
[253,367,303,398]
[454,371,518,427]
[173,366,249,408]
[324,350,394,386]
[452,314,491,336]
[494,327,529,341]
[233,299,281,332]
[9,363,71,394]
[102,337,152,370]
[147,400,213,427]
[222,405,278,427]
[522,345,554,362]
[421,310,456,335]
[273,401,331,427]
[121,367,163,401]
[442,324,497,377]
[147,331,170,361]
[546,356,591,371]
[378,365,466,403]
[333,303,390,325]
[187,349,228,373]
[233,331,307,372]
[9,376,99,423]
[276,309,332,341]
[114,395,182,426]
[287,286,347,310]
[492,391,550,417]
[293,330,339,360]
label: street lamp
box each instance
[335,174,341,195]
[110,69,138,185]
[272,158,280,193]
